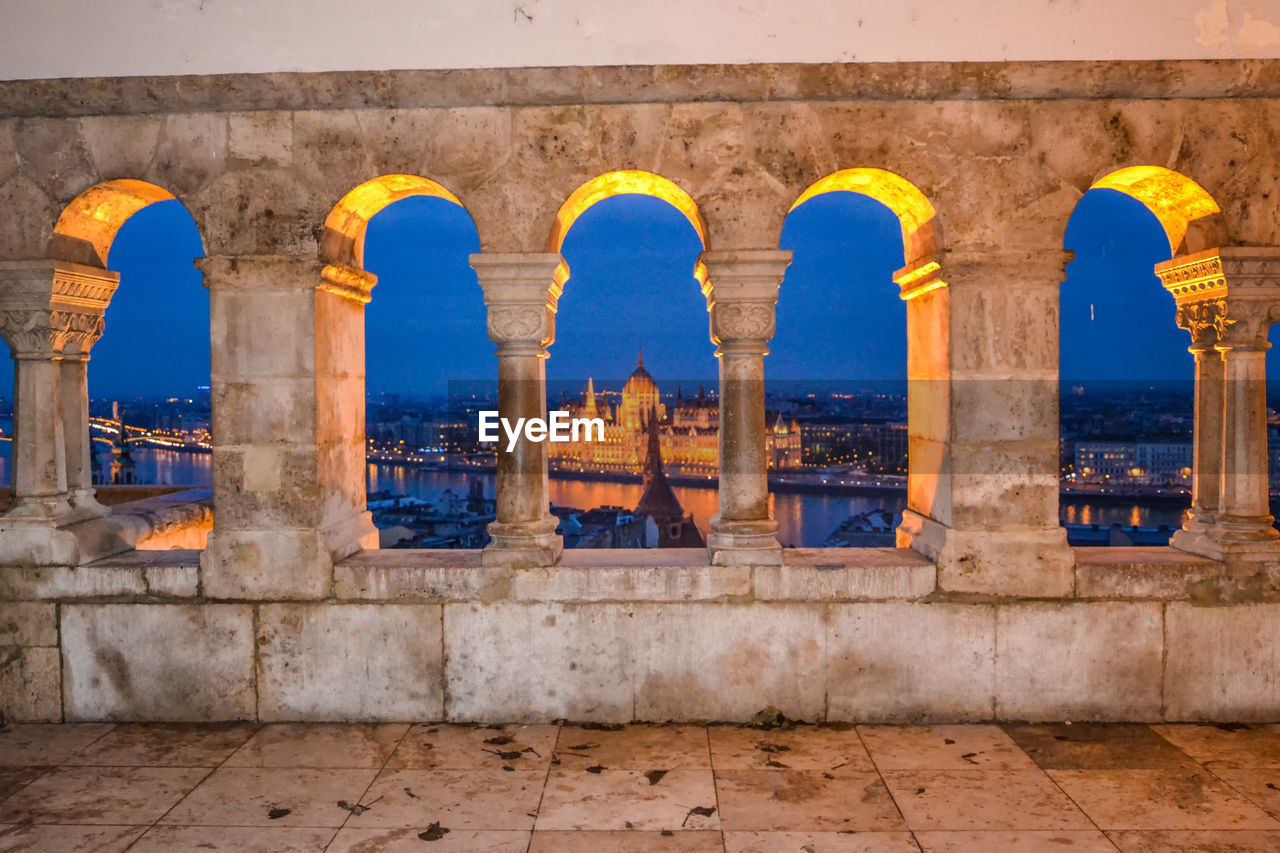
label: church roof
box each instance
[635,403,686,520]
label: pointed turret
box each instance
[582,377,598,417]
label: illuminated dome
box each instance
[623,349,658,399]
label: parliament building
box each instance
[549,352,802,477]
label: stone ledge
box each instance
[1073,546,1228,600]
[333,547,935,603]
[0,549,201,601]
[755,547,936,601]
[3,60,1278,117]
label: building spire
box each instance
[637,347,644,369]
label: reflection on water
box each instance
[1059,501,1186,529]
[0,443,1198,546]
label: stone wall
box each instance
[3,547,1278,724]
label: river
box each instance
[0,446,1192,545]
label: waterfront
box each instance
[0,446,1201,546]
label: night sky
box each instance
[0,183,1246,402]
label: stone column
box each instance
[0,261,117,564]
[199,255,378,599]
[471,253,563,568]
[1159,247,1280,562]
[896,249,1074,597]
[701,250,790,566]
[60,343,108,518]
[1171,313,1224,544]
[1216,335,1275,541]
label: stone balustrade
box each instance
[0,59,1279,722]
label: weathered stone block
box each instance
[445,602,635,723]
[1166,603,1280,721]
[210,288,316,379]
[996,602,1163,721]
[514,552,747,602]
[201,529,331,600]
[61,604,255,721]
[0,646,61,722]
[80,115,162,179]
[228,111,293,166]
[257,604,443,721]
[1074,548,1222,599]
[753,549,935,601]
[13,117,97,201]
[632,603,825,722]
[0,602,57,646]
[334,550,504,601]
[827,603,996,722]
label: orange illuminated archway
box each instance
[321,174,471,269]
[548,170,709,297]
[549,170,708,253]
[788,168,940,268]
[1087,166,1226,255]
[50,179,181,269]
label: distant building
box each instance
[549,351,799,476]
[1074,441,1192,486]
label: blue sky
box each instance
[0,185,1230,402]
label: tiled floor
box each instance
[2,722,1280,851]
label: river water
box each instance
[0,446,1189,545]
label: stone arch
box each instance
[1085,166,1228,256]
[549,170,710,291]
[549,170,708,252]
[787,168,941,269]
[48,179,190,269]
[320,174,473,269]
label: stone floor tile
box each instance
[1152,725,1280,769]
[0,824,145,852]
[158,766,377,827]
[0,765,207,825]
[554,724,711,770]
[347,768,545,830]
[724,830,922,852]
[880,770,1092,831]
[1049,769,1280,830]
[0,768,44,802]
[386,723,558,771]
[1107,829,1280,852]
[1201,767,1280,819]
[331,828,531,852]
[531,830,725,851]
[537,767,718,831]
[1004,724,1199,771]
[710,725,875,771]
[716,770,904,832]
[913,829,1119,852]
[0,724,113,766]
[128,825,335,852]
[64,723,259,767]
[858,726,1038,771]
[224,723,408,768]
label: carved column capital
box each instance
[471,252,564,356]
[0,260,118,358]
[1159,247,1280,352]
[701,249,790,354]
